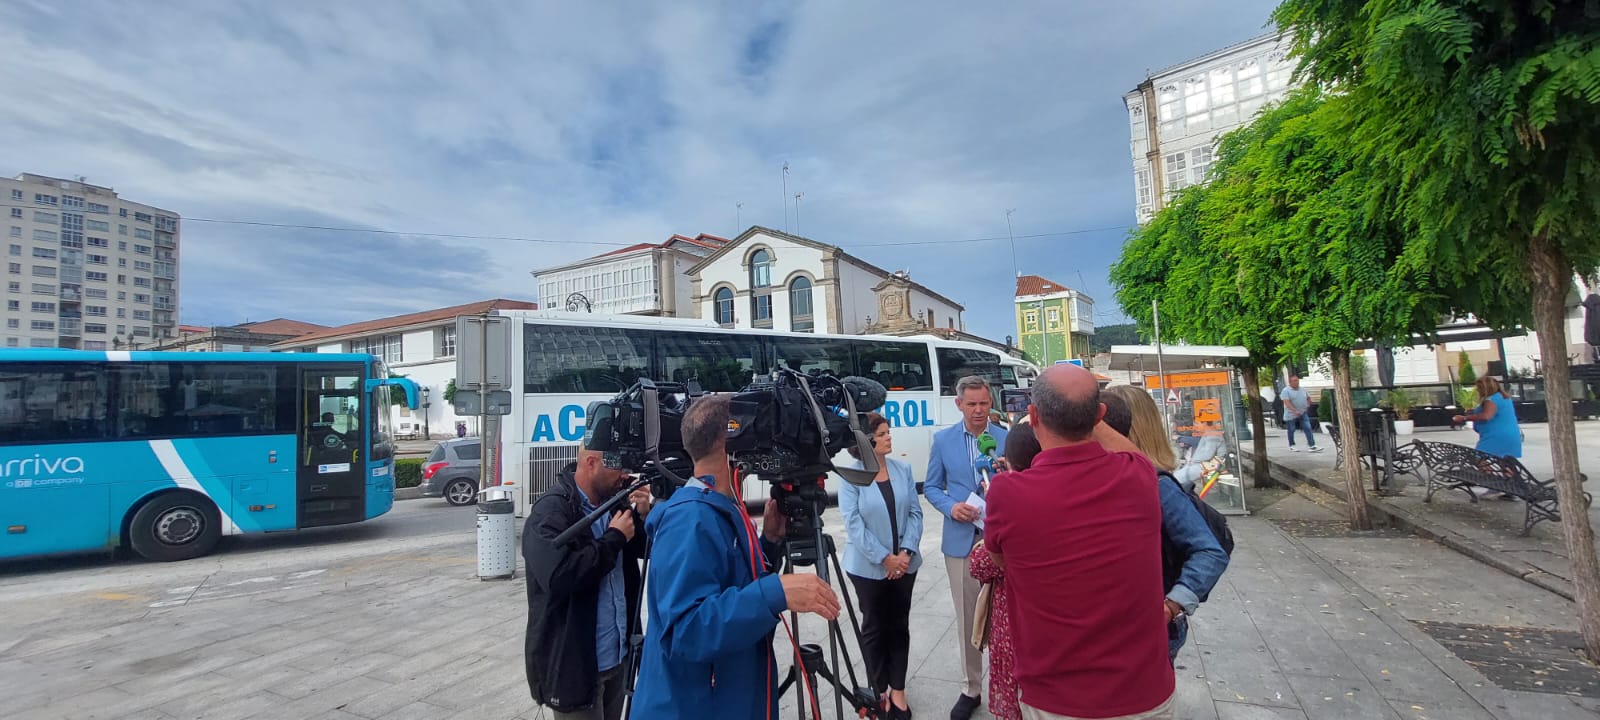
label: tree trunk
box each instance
[1242,365,1272,488]
[1331,350,1373,530]
[1529,235,1600,661]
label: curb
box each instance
[1244,451,1577,602]
[395,487,423,501]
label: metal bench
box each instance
[1327,418,1420,495]
[1410,440,1587,536]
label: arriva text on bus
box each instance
[530,399,937,442]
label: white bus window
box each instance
[657,331,763,392]
[523,325,651,394]
[854,341,932,391]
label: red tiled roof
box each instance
[274,299,538,347]
[178,325,210,334]
[594,242,658,259]
[668,233,729,251]
[1016,274,1072,297]
[237,318,328,337]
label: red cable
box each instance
[735,468,823,720]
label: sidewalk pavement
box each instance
[4,489,1598,719]
[1247,422,1592,599]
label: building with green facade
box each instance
[1014,274,1094,365]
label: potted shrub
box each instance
[1454,386,1480,429]
[1385,388,1416,435]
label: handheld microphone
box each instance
[974,431,999,489]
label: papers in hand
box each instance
[964,492,987,531]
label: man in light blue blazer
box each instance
[923,376,1007,720]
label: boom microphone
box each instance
[839,376,888,413]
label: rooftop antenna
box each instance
[736,202,743,235]
[1006,209,1020,278]
[794,192,805,234]
[781,162,791,233]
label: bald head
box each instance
[1030,364,1103,441]
[574,447,630,502]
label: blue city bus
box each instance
[0,350,419,562]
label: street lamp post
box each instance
[421,387,431,440]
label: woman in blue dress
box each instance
[1453,376,1522,496]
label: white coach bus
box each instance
[489,310,1036,515]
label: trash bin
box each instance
[477,494,516,580]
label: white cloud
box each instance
[0,0,1280,335]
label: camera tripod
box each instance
[772,477,882,720]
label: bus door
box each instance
[297,367,366,528]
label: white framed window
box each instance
[436,325,457,357]
[1164,151,1189,197]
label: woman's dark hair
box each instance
[1004,423,1042,471]
[847,412,891,459]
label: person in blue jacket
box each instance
[840,412,923,719]
[631,393,842,719]
[923,376,1008,720]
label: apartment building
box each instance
[1124,34,1296,224]
[1,173,180,349]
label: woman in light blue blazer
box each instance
[840,412,923,719]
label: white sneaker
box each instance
[1309,446,1323,453]
[1290,446,1301,452]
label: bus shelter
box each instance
[1110,345,1251,515]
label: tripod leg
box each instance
[825,537,870,696]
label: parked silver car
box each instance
[420,438,482,506]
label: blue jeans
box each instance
[1286,414,1316,447]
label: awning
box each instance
[1107,344,1250,372]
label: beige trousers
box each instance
[944,553,985,698]
[1020,693,1175,720]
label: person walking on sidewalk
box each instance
[522,450,651,720]
[841,412,924,719]
[969,423,1044,720]
[924,376,1008,720]
[1281,375,1321,453]
[987,365,1176,719]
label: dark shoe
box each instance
[890,701,913,720]
[949,693,980,720]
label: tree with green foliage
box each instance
[444,378,458,405]
[1276,0,1600,658]
[1457,351,1477,387]
[1113,185,1279,488]
[1114,87,1444,527]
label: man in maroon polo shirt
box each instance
[986,364,1174,720]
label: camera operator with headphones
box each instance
[631,393,842,719]
[523,448,652,720]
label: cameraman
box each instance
[523,449,651,720]
[632,394,842,718]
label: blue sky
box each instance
[0,0,1282,339]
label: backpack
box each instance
[1158,470,1233,601]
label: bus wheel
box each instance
[129,492,222,562]
[444,479,478,506]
